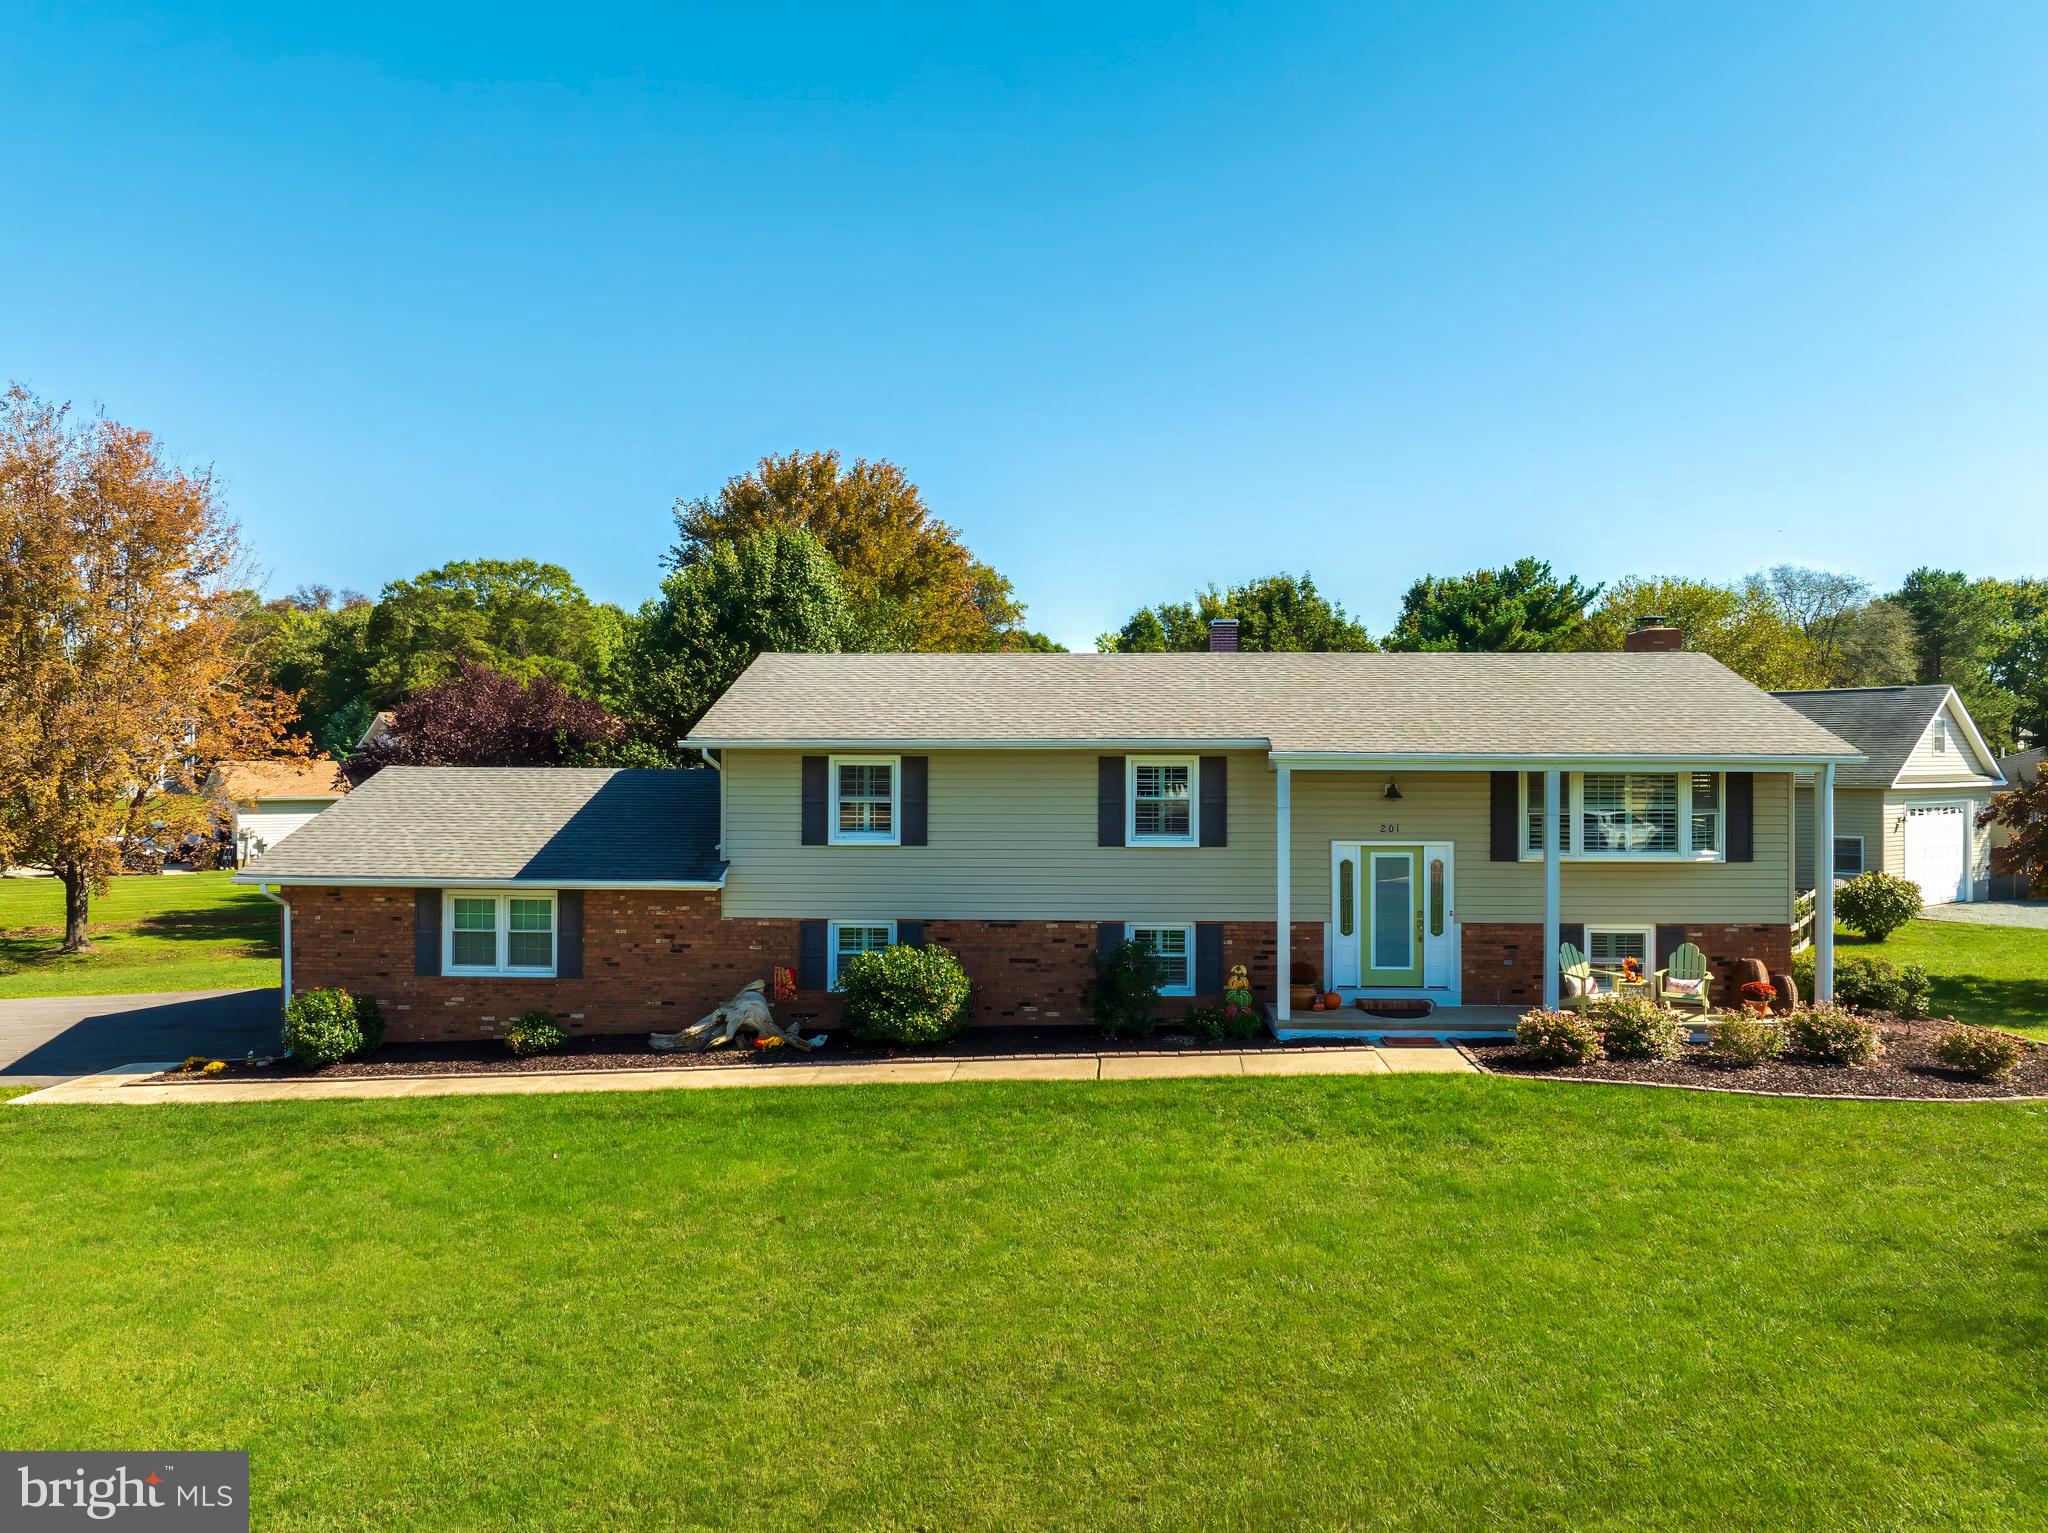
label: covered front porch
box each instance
[1269,756,1841,1025]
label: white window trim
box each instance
[1519,772,1724,863]
[1832,834,1865,880]
[827,919,897,990]
[827,755,901,846]
[443,890,558,978]
[1584,923,1655,991]
[1125,921,1197,996]
[1126,755,1200,847]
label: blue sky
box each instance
[6,3,2047,649]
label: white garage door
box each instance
[1903,804,1968,906]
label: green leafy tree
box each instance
[1758,566,1876,682]
[1893,568,2021,748]
[1386,558,1600,652]
[1990,610,2048,748]
[236,585,375,754]
[1097,573,1375,653]
[362,559,624,706]
[628,527,856,743]
[1581,576,1818,688]
[1829,598,1918,688]
[672,450,1030,652]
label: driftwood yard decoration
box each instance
[650,981,827,1054]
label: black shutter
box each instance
[1195,923,1224,994]
[900,756,928,846]
[797,920,827,989]
[801,756,828,845]
[1656,924,1686,971]
[1199,756,1227,847]
[1098,757,1126,847]
[556,890,583,979]
[1490,772,1518,862]
[897,920,924,947]
[1558,921,1585,954]
[414,889,441,977]
[1726,772,1755,863]
[1096,921,1124,961]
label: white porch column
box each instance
[1541,767,1561,1011]
[1815,763,1836,1003]
[1275,762,1293,1022]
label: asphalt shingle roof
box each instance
[690,651,1862,761]
[1770,686,1966,789]
[236,767,725,885]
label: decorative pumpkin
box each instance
[1323,991,1341,1009]
[1310,1001,1325,1011]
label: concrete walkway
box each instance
[0,988,279,1086]
[9,1042,1476,1106]
[1921,900,2048,930]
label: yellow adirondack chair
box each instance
[1558,942,1599,1012]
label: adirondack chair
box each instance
[1557,942,1600,1012]
[1657,943,1714,1014]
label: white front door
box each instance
[1329,841,1455,992]
[1903,804,1969,905]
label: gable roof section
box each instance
[235,767,725,886]
[1771,686,2003,790]
[208,759,350,802]
[691,651,1862,763]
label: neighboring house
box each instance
[355,711,397,751]
[1990,748,2043,900]
[206,759,351,865]
[1773,687,2007,906]
[238,623,1863,1042]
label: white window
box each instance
[1833,835,1865,879]
[828,920,896,989]
[1126,922,1195,996]
[1524,771,1549,854]
[1932,717,1948,754]
[829,756,899,845]
[1585,924,1653,990]
[1127,756,1198,845]
[1581,773,1679,855]
[1689,772,1723,856]
[444,891,557,977]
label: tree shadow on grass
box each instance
[133,907,278,947]
[1922,972,2048,1033]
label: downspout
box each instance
[256,883,291,1013]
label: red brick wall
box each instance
[1460,921,1795,1010]
[287,888,1324,1042]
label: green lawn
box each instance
[2,1079,2042,1530]
[1839,915,2048,1040]
[0,872,279,998]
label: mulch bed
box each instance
[147,1026,1367,1084]
[1467,1018,2048,1101]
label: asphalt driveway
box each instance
[0,988,280,1085]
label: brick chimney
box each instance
[1624,615,1683,653]
[1207,618,1240,652]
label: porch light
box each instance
[1383,780,1403,801]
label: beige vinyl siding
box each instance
[1896,701,1999,784]
[1797,783,1885,887]
[719,748,1278,920]
[722,751,1797,927]
[1292,770,1794,926]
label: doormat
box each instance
[1353,998,1435,1020]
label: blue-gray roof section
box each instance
[234,767,726,887]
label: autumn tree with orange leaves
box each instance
[0,384,302,950]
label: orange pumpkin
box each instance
[1310,1001,1325,1011]
[1323,991,1342,1009]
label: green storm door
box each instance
[1362,846,1423,986]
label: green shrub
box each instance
[1708,1014,1784,1067]
[281,987,380,1065]
[1792,951,1933,1017]
[1834,870,1923,941]
[842,942,974,1044]
[1931,1023,2025,1080]
[1088,938,1164,1040]
[1180,1005,1226,1040]
[1592,994,1686,1060]
[1221,1004,1266,1040]
[504,1011,567,1056]
[1785,1003,1884,1066]
[1516,1008,1603,1066]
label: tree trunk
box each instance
[59,864,93,953]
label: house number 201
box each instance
[1379,823,1401,834]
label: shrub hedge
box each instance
[842,942,974,1044]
